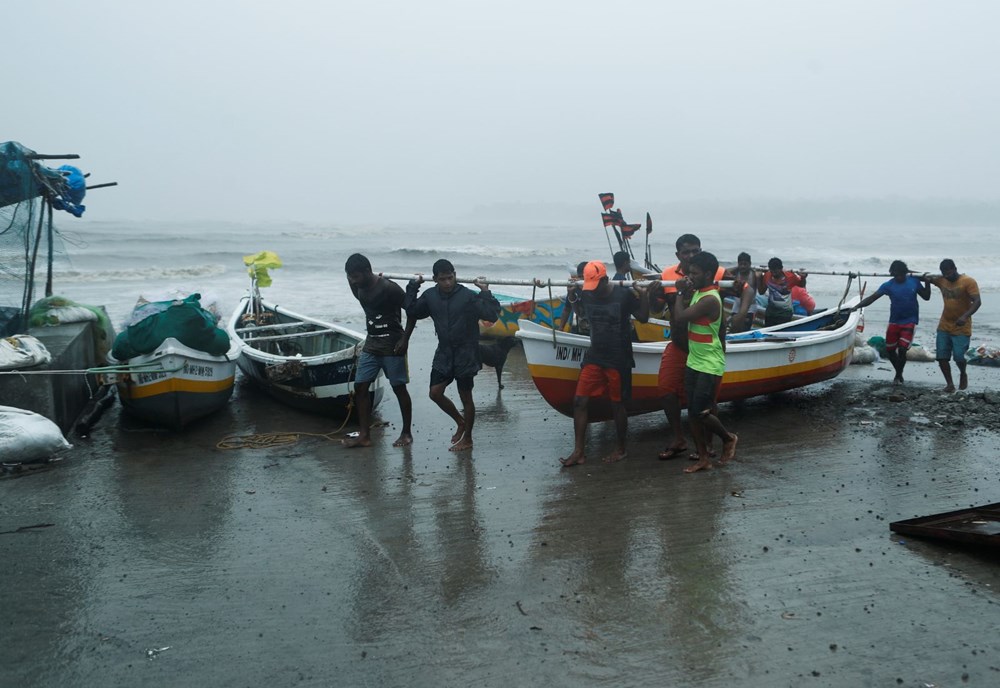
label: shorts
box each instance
[575,364,629,402]
[356,351,409,386]
[658,343,687,401]
[430,369,475,392]
[684,368,721,417]
[885,323,915,351]
[936,330,970,363]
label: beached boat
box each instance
[516,297,861,421]
[225,295,383,416]
[108,294,240,429]
[109,337,241,429]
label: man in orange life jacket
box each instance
[654,234,725,461]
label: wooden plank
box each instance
[241,328,341,344]
[234,321,310,334]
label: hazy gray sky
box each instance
[6,1,1000,222]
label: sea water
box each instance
[52,218,1000,349]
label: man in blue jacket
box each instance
[404,259,501,451]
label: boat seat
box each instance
[243,328,340,344]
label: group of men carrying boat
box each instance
[340,240,982,472]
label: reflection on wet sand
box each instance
[528,436,740,683]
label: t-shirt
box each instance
[581,287,639,369]
[660,263,726,295]
[930,274,980,336]
[355,277,405,355]
[876,276,923,325]
[763,271,803,312]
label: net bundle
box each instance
[0,142,83,336]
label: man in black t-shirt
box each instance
[560,260,650,467]
[343,253,413,448]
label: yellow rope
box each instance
[215,429,346,450]
[216,348,359,450]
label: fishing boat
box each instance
[480,293,570,338]
[225,294,383,416]
[516,297,862,421]
[109,337,240,429]
[108,294,240,429]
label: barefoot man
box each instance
[560,260,650,467]
[928,259,981,392]
[671,251,738,473]
[343,253,413,448]
[850,260,931,384]
[654,234,725,462]
[404,259,500,451]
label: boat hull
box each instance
[480,295,570,338]
[517,301,860,421]
[226,296,384,417]
[110,338,239,429]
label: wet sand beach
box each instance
[3,336,1000,688]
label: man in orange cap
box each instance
[560,260,650,467]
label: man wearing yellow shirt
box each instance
[928,259,982,392]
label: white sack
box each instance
[0,406,72,462]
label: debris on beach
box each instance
[145,646,171,659]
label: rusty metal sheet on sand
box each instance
[890,502,1000,547]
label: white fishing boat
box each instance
[225,294,383,417]
[108,293,240,429]
[109,337,240,429]
[516,298,862,421]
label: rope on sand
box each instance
[216,396,357,450]
[216,429,347,450]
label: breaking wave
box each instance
[55,264,228,282]
[386,245,569,260]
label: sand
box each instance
[2,336,999,687]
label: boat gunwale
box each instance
[226,295,365,366]
[516,296,862,356]
[108,336,242,366]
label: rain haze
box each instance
[5,1,1000,223]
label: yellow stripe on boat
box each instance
[124,376,236,399]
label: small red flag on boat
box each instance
[608,208,624,226]
[620,223,641,239]
[601,213,617,227]
[645,212,652,234]
[598,193,615,211]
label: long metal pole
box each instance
[45,201,54,297]
[380,272,734,289]
[754,268,928,278]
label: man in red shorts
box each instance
[559,260,650,467]
[850,260,931,384]
[655,234,725,460]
